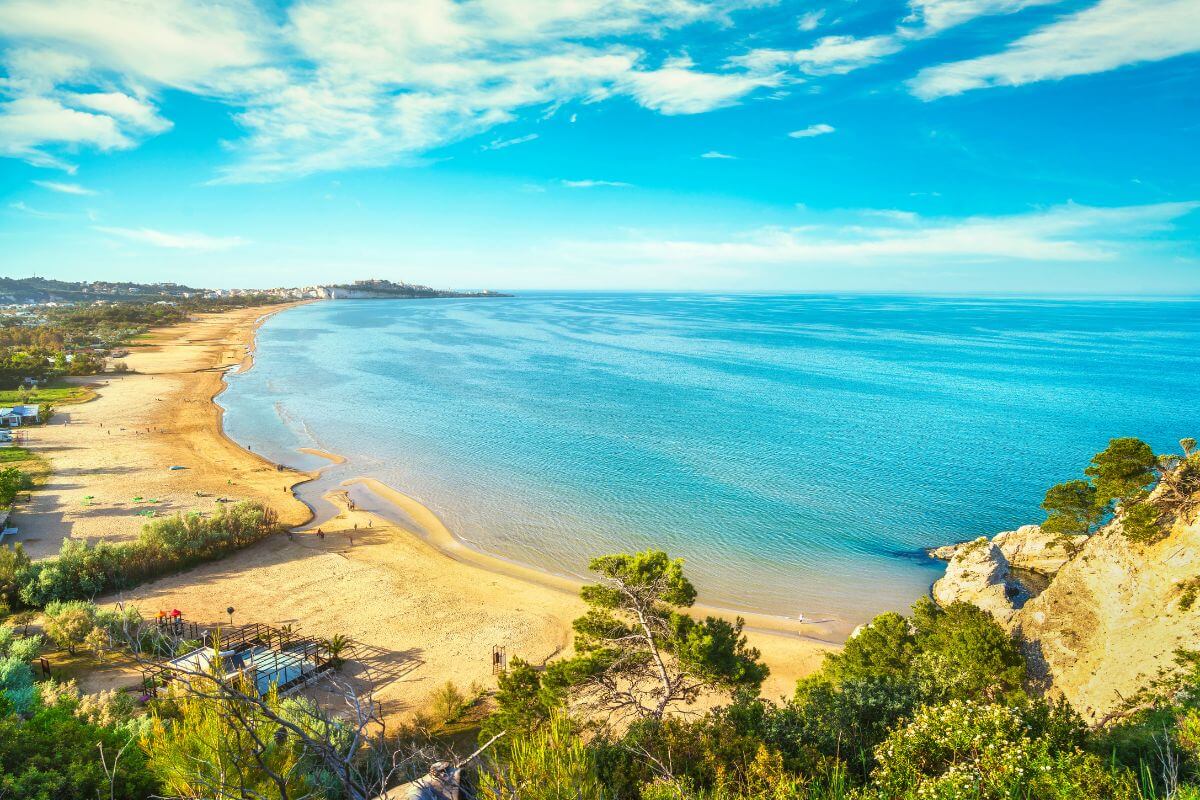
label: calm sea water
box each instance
[219,294,1200,630]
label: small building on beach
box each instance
[0,405,39,427]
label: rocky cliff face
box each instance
[932,515,1200,723]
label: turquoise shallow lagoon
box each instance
[219,294,1200,629]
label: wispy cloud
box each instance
[93,226,247,250]
[561,179,633,188]
[798,10,825,32]
[701,150,737,159]
[481,133,539,151]
[789,123,835,138]
[32,179,96,195]
[567,202,1200,267]
[9,200,66,218]
[910,0,1200,99]
[732,0,1057,79]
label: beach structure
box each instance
[0,404,40,427]
[142,619,350,699]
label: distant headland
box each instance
[225,278,512,301]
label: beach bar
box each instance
[143,620,343,699]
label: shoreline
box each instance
[53,302,835,717]
[223,302,847,643]
[342,476,844,643]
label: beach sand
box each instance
[17,304,313,559]
[22,303,835,719]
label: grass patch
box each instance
[0,447,51,489]
[0,382,97,406]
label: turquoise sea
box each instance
[219,294,1200,632]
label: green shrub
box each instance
[1121,501,1168,544]
[431,681,470,725]
[479,713,605,800]
[16,502,280,607]
[42,599,97,654]
[0,466,27,507]
[865,699,1136,800]
[0,702,159,800]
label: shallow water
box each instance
[219,293,1200,628]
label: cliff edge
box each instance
[932,464,1200,724]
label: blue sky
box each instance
[0,0,1197,293]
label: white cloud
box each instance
[798,10,825,31]
[0,96,132,167]
[910,0,1200,99]
[0,0,777,180]
[569,202,1200,267]
[32,179,95,195]
[67,91,171,134]
[561,179,633,188]
[905,0,1060,34]
[701,150,737,159]
[621,62,776,115]
[734,34,903,76]
[481,132,539,150]
[789,123,835,138]
[0,0,272,90]
[93,226,247,250]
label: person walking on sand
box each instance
[317,528,324,541]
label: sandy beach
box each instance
[19,303,835,718]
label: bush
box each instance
[0,543,31,609]
[480,657,572,744]
[0,466,27,507]
[0,702,159,800]
[142,687,332,800]
[909,598,1026,704]
[42,599,96,654]
[431,681,470,725]
[815,599,1025,706]
[479,713,604,800]
[865,699,1136,800]
[17,502,280,607]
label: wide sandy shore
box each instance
[21,303,835,718]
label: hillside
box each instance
[0,277,202,304]
[933,441,1200,723]
[326,279,511,299]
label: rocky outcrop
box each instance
[931,538,1025,626]
[931,513,1200,724]
[931,525,1085,576]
